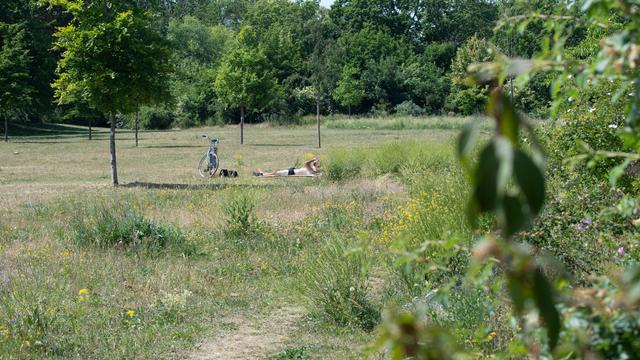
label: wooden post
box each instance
[3,117,7,142]
[240,106,244,145]
[88,118,92,140]
[109,113,119,186]
[316,98,321,148]
[135,111,139,147]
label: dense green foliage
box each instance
[3,0,535,130]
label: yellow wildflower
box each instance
[78,288,90,296]
[127,309,135,318]
[486,331,497,341]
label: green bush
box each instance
[371,142,413,175]
[324,148,366,181]
[539,80,626,176]
[223,191,258,238]
[394,100,426,116]
[446,85,490,115]
[122,106,174,130]
[447,36,497,115]
[266,347,310,360]
[300,238,380,331]
[69,203,196,256]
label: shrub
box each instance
[394,100,426,116]
[266,347,310,360]
[447,36,497,115]
[69,203,196,256]
[370,142,415,175]
[324,148,366,181]
[137,106,173,130]
[539,79,626,176]
[446,85,490,115]
[300,238,380,331]
[223,191,258,237]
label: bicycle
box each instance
[197,135,220,177]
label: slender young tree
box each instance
[333,64,365,115]
[0,22,32,142]
[51,0,171,185]
[215,26,281,145]
[306,11,339,148]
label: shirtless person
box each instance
[254,157,321,177]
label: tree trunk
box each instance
[316,98,321,148]
[109,113,119,186]
[135,111,139,147]
[88,119,92,141]
[4,117,7,142]
[240,106,244,145]
[348,105,351,116]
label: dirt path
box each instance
[186,306,305,360]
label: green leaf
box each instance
[514,150,546,215]
[488,89,520,145]
[458,121,480,159]
[474,143,500,212]
[533,269,561,351]
[507,273,527,313]
[609,158,632,187]
[475,139,513,213]
[502,195,528,237]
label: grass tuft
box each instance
[300,237,380,332]
[69,202,197,257]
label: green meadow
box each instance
[0,118,477,358]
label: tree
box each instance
[0,22,32,142]
[214,26,281,144]
[447,35,497,114]
[333,64,365,115]
[421,0,498,46]
[168,16,232,127]
[51,0,171,186]
[306,9,339,148]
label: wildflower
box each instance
[78,288,90,296]
[618,247,625,256]
[609,124,618,129]
[127,309,136,318]
[486,331,497,341]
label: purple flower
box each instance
[618,247,625,256]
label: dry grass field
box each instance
[0,118,475,359]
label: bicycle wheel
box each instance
[198,153,219,178]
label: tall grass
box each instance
[69,202,197,257]
[324,141,456,182]
[325,116,488,130]
[299,237,380,331]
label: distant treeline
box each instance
[1,0,561,129]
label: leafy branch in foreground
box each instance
[460,87,560,350]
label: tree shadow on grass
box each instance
[249,143,307,147]
[10,123,94,137]
[142,145,202,149]
[121,181,280,191]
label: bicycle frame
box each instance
[207,139,219,167]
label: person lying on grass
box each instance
[254,157,321,177]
